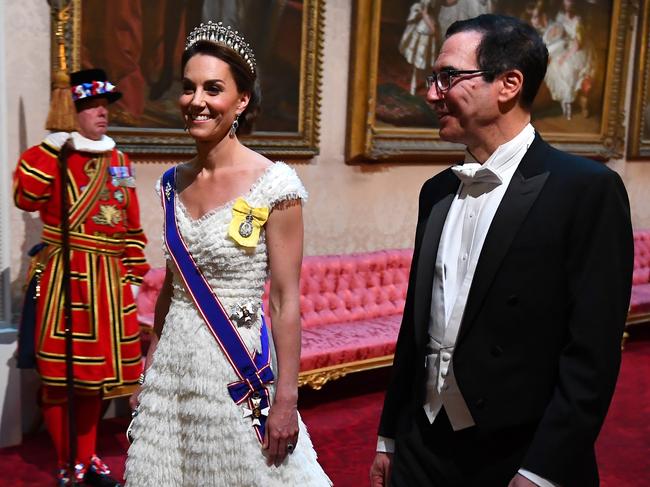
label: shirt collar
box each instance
[463,123,535,179]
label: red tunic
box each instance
[13,136,150,393]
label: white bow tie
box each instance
[451,163,502,186]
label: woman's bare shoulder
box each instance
[173,159,198,193]
[239,145,273,171]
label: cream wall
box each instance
[2,0,650,446]
[1,0,50,447]
[7,0,51,321]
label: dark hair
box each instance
[181,40,261,135]
[446,14,548,108]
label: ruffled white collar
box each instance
[44,131,115,153]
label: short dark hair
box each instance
[446,14,548,108]
[181,40,261,134]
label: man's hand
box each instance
[370,452,393,487]
[508,473,539,487]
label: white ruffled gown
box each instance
[124,162,332,486]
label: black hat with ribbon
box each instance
[69,68,122,104]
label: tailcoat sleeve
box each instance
[521,168,633,484]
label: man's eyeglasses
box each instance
[425,69,492,92]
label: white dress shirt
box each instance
[423,124,536,429]
[378,124,559,487]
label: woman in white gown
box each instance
[543,0,593,119]
[124,22,331,486]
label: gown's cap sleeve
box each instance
[263,161,308,209]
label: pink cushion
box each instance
[629,283,650,316]
[135,267,167,327]
[300,315,402,372]
[631,230,650,319]
[299,250,412,329]
[633,230,650,280]
[633,268,650,285]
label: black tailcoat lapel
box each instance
[412,175,458,352]
[458,134,550,342]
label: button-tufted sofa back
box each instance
[633,230,650,285]
[268,249,413,328]
[138,249,414,329]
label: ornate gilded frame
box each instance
[53,0,324,158]
[298,355,394,390]
[628,0,650,158]
[346,0,633,163]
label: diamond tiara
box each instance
[185,21,257,76]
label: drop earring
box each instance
[229,114,240,138]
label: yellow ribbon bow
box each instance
[228,198,269,248]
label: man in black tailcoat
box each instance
[370,14,633,487]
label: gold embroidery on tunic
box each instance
[83,158,100,179]
[92,205,122,226]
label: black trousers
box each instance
[391,408,537,487]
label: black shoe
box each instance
[83,469,122,487]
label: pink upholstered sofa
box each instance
[136,249,412,389]
[628,230,650,329]
[134,229,650,389]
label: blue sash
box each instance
[161,167,274,444]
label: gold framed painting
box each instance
[347,0,632,163]
[628,0,650,159]
[54,0,323,158]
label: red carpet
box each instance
[594,328,650,486]
[2,330,649,486]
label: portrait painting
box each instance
[347,0,631,162]
[628,0,650,159]
[60,0,324,157]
